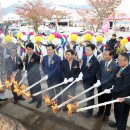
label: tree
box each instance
[82,0,121,32]
[16,0,52,31]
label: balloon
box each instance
[101,21,110,33]
[35,36,43,43]
[85,31,93,36]
[48,34,55,42]
[120,38,128,46]
[96,35,104,43]
[4,35,13,43]
[21,32,26,35]
[69,34,78,42]
[127,37,130,42]
[84,33,92,42]
[17,32,23,39]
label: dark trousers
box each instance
[28,75,42,103]
[47,82,62,105]
[98,88,112,117]
[83,82,94,116]
[114,102,130,130]
[62,83,77,103]
[11,72,23,101]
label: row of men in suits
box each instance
[4,42,130,130]
[42,43,130,130]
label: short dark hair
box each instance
[112,34,116,37]
[47,44,55,50]
[118,36,123,39]
[86,44,95,51]
[119,52,129,62]
[26,42,34,49]
[105,48,114,56]
[66,49,75,55]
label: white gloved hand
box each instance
[78,72,83,79]
[111,85,114,90]
[93,80,101,88]
[43,75,48,80]
[68,77,74,82]
[104,89,111,94]
[63,78,68,84]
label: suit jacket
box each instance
[5,56,23,81]
[98,60,118,90]
[112,65,130,99]
[107,38,117,50]
[60,59,80,81]
[125,98,130,105]
[81,55,99,86]
[25,52,41,85]
[42,54,61,84]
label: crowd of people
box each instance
[0,30,130,130]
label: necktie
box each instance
[105,62,108,68]
[87,57,90,66]
[48,57,52,67]
[119,68,123,73]
[13,57,16,69]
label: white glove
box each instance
[68,77,74,82]
[93,80,101,88]
[43,75,48,80]
[104,89,111,94]
[111,85,114,90]
[78,72,83,79]
[63,78,68,84]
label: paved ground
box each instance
[0,78,130,130]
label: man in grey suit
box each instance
[95,48,118,121]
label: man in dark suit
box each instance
[81,44,99,117]
[60,49,80,103]
[95,48,118,121]
[111,52,130,130]
[42,44,61,104]
[25,42,42,108]
[5,48,24,103]
[107,34,117,51]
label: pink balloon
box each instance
[71,32,78,35]
[85,31,93,36]
[63,34,68,39]
[101,21,110,33]
[0,31,3,34]
[36,34,42,37]
[127,37,130,42]
[22,32,26,35]
[29,32,34,36]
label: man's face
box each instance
[10,49,17,57]
[103,51,112,62]
[47,46,54,56]
[112,36,116,39]
[66,52,73,61]
[117,55,128,68]
[27,47,34,55]
[86,47,93,56]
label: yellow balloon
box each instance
[17,32,23,39]
[96,35,104,43]
[84,34,92,42]
[70,34,78,42]
[48,34,55,42]
[35,36,42,43]
[120,38,128,46]
[4,35,13,43]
